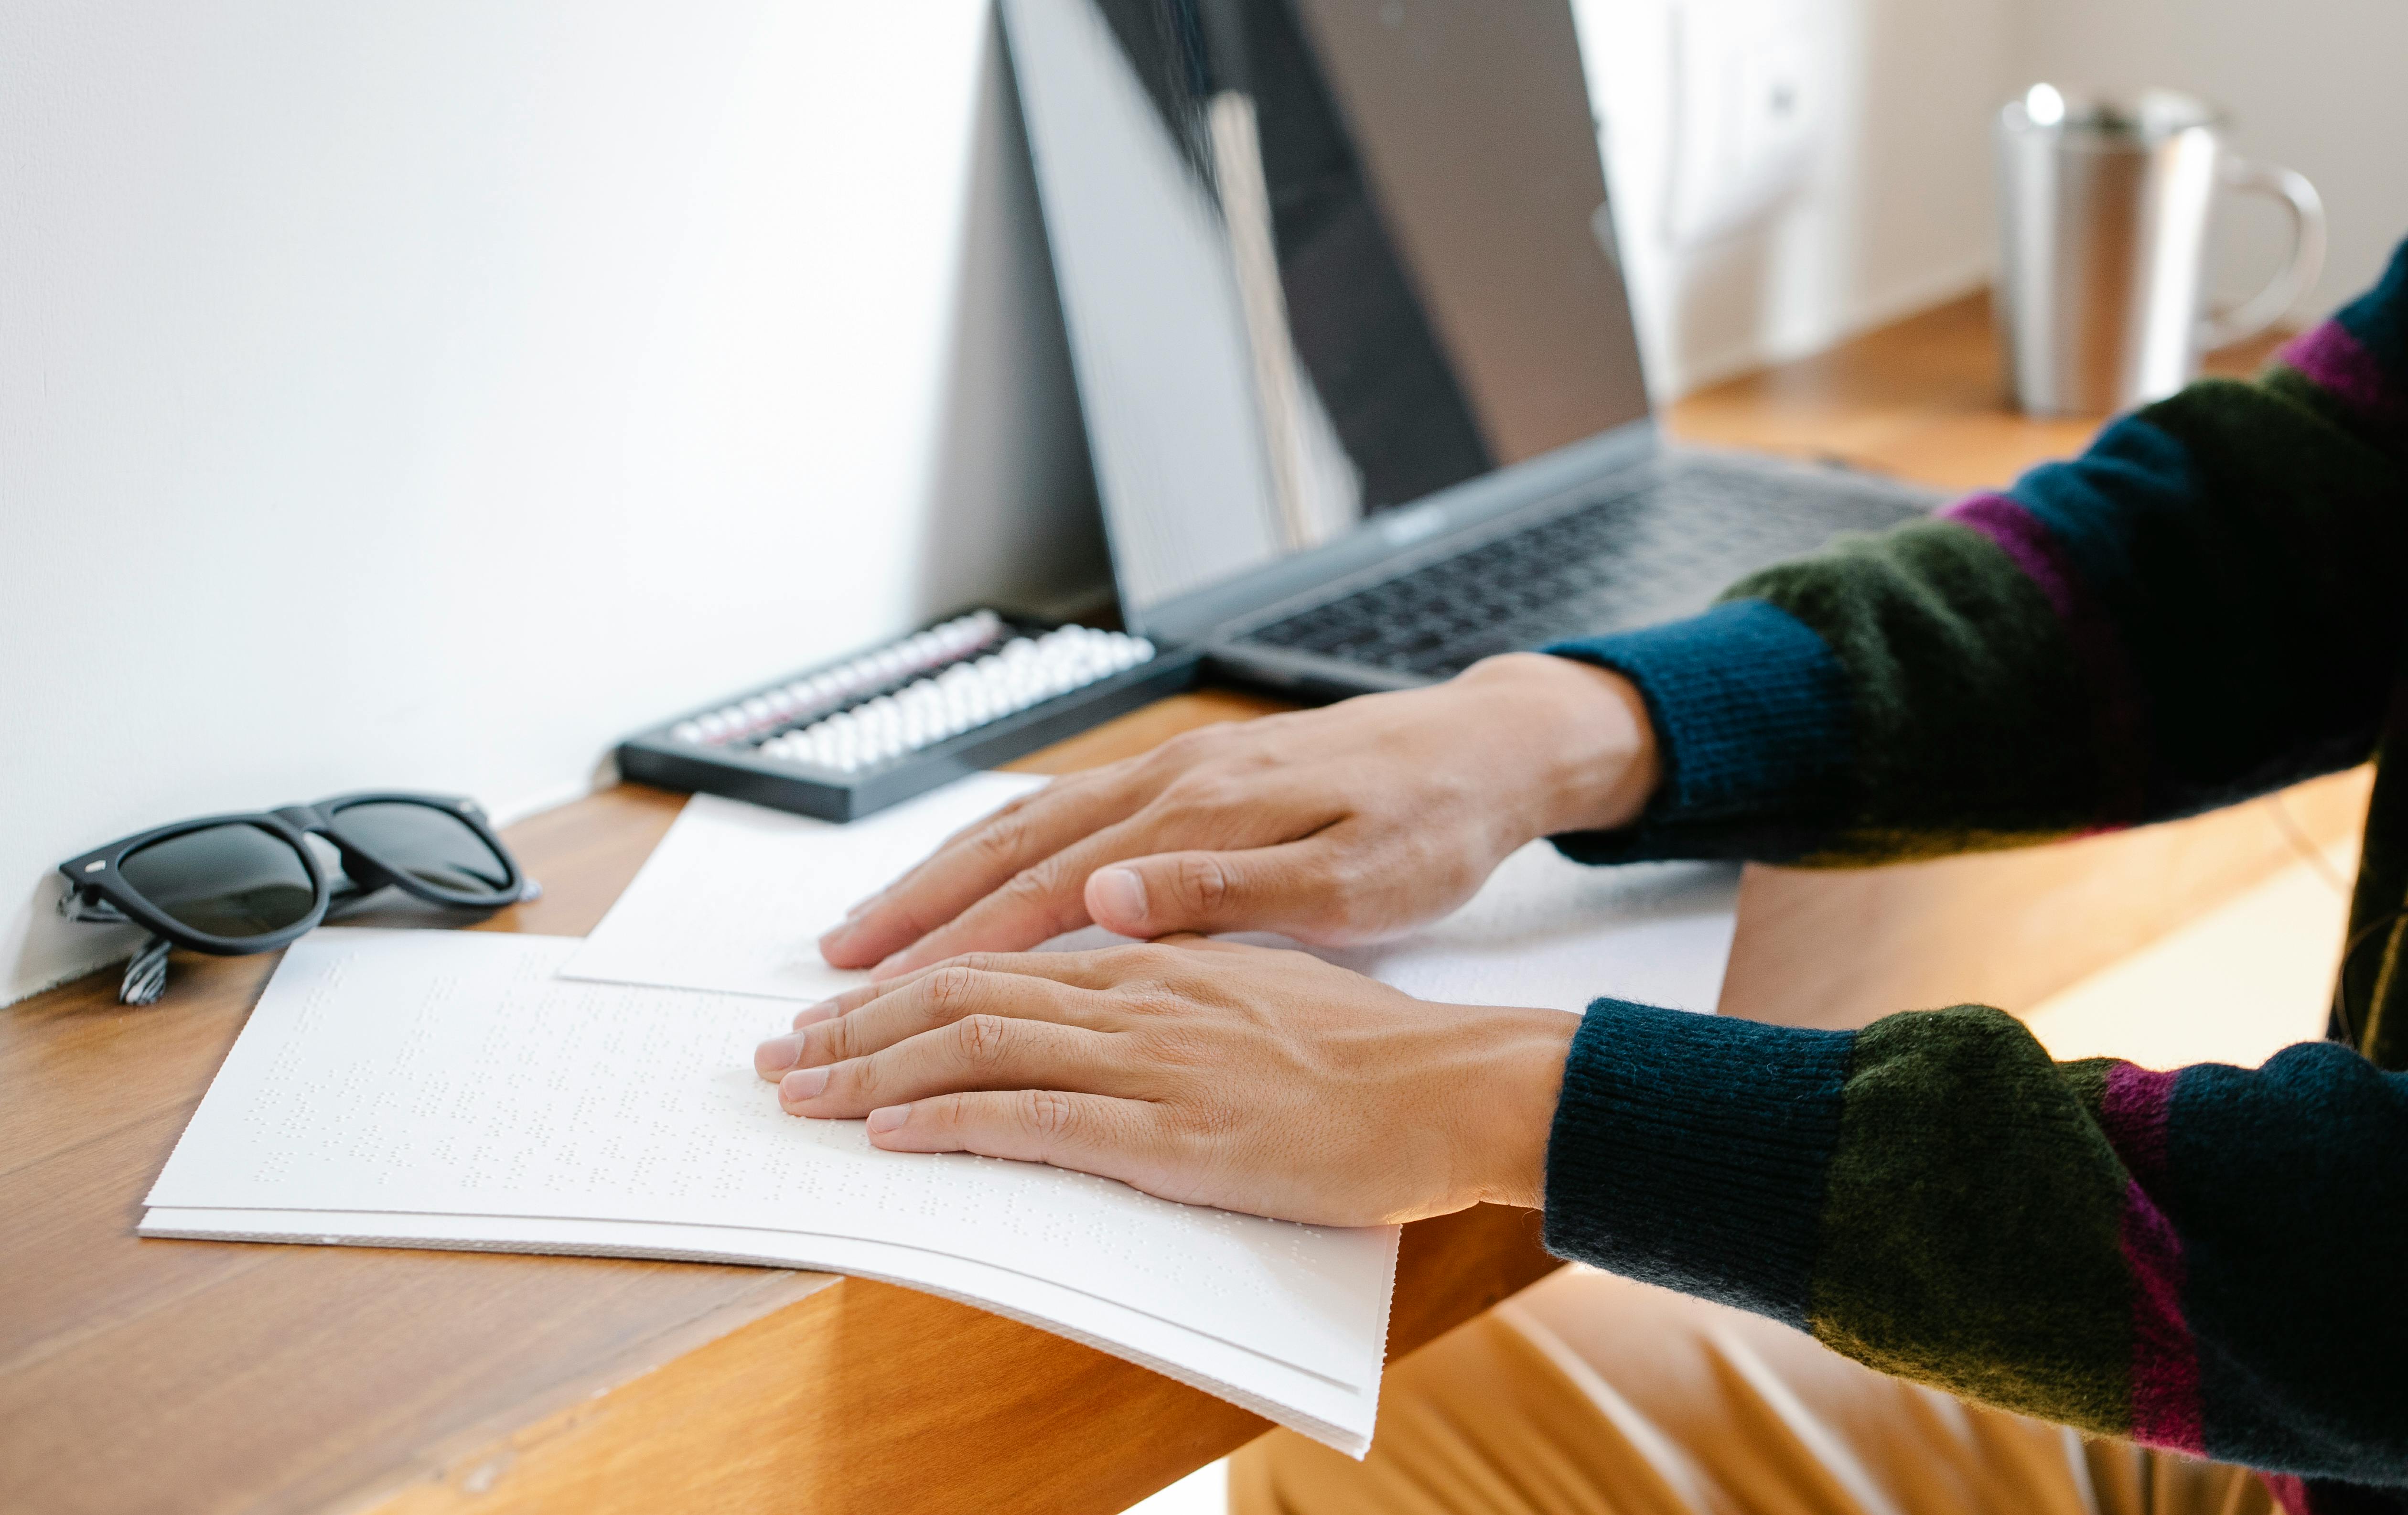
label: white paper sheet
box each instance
[562,775,1741,1016]
[562,774,1051,1002]
[137,1207,1379,1448]
[144,929,1396,1452]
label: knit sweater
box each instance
[1540,236,2408,1513]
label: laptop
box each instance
[999,0,1936,699]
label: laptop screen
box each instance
[1004,0,1652,620]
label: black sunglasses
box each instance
[57,792,536,1004]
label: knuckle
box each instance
[1154,726,1222,763]
[1172,853,1232,913]
[1157,773,1240,818]
[845,1053,885,1102]
[1179,1095,1243,1145]
[955,1012,1014,1070]
[968,812,1030,868]
[924,966,984,1018]
[998,865,1056,907]
[999,862,1086,937]
[1106,942,1179,984]
[1020,1088,1083,1144]
[816,1019,861,1063]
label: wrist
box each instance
[1449,1006,1576,1211]
[1456,653,1660,840]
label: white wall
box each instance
[2011,0,2408,314]
[1576,0,2016,395]
[6,0,2396,1004]
[1579,0,2407,398]
[0,2,1100,1002]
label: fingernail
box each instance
[1091,866,1147,928]
[779,1065,829,1103]
[866,1104,910,1134]
[871,950,910,979]
[792,999,838,1029]
[754,1034,804,1077]
[818,921,854,951]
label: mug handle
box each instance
[2198,157,2327,351]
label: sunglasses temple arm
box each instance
[119,935,172,1006]
[59,888,129,924]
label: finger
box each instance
[862,761,1358,973]
[757,960,1118,1079]
[866,788,1333,978]
[858,815,1160,978]
[784,946,1151,1033]
[1082,837,1348,939]
[862,1089,1171,1193]
[818,767,1150,968]
[775,1015,1130,1117]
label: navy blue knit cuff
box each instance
[1545,598,1852,863]
[1542,999,1854,1331]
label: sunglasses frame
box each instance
[56,791,527,957]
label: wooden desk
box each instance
[2,296,2355,1515]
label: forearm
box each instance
[1544,240,2408,870]
[1542,1000,2408,1487]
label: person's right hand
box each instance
[817,652,1660,978]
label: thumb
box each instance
[1083,843,1333,938]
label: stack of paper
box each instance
[144,772,1738,1454]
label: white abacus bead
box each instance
[672,721,704,744]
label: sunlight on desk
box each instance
[1122,1459,1229,1515]
[2021,826,2358,1070]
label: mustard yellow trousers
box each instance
[1232,1268,2268,1515]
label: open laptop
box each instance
[999,0,1935,698]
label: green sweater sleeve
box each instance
[1540,241,2408,1513]
[1545,242,2408,870]
[1543,1001,2408,1503]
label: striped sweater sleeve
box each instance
[1545,239,2408,868]
[1543,1002,2408,1498]
[1537,240,2408,1506]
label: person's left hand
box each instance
[751,938,1575,1227]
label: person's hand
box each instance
[819,652,1657,978]
[752,938,1575,1227]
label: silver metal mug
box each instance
[1993,85,2325,416]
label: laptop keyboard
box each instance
[1236,459,1929,678]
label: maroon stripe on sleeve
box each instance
[1940,494,2150,824]
[2279,322,2408,444]
[2101,1063,2204,1452]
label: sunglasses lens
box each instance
[118,823,317,940]
[333,802,514,897]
